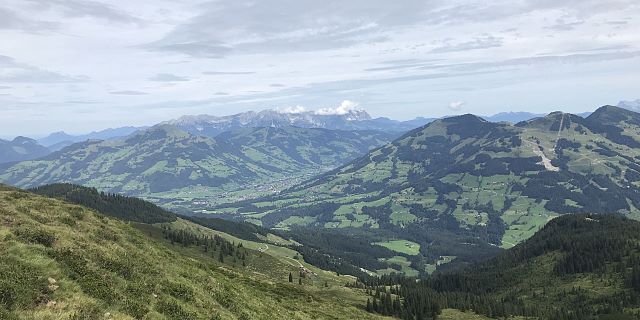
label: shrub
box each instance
[12,226,56,247]
[0,256,49,310]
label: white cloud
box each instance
[449,101,465,112]
[277,105,307,114]
[315,100,362,115]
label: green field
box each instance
[373,240,421,256]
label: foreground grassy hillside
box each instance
[0,185,392,320]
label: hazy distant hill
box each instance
[0,125,394,197]
[38,126,145,150]
[0,136,50,164]
[484,111,545,123]
[618,99,640,112]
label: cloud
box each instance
[316,100,362,115]
[146,0,436,57]
[149,73,190,82]
[277,106,307,114]
[0,7,57,31]
[146,0,638,58]
[0,55,87,83]
[66,100,101,104]
[202,71,256,75]
[430,35,503,53]
[270,83,286,87]
[546,18,585,31]
[22,0,142,25]
[449,101,465,111]
[109,90,148,95]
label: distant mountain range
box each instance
[165,109,435,137]
[0,136,50,164]
[16,103,639,150]
[2,102,636,189]
[37,126,145,151]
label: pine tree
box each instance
[289,272,293,283]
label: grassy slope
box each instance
[0,185,392,320]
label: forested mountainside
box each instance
[361,214,640,320]
[214,105,640,275]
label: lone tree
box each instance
[289,272,293,283]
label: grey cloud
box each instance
[0,7,57,31]
[430,36,503,53]
[270,84,285,87]
[200,50,640,108]
[147,0,438,57]
[148,0,632,58]
[66,100,101,104]
[23,0,142,24]
[150,42,232,59]
[203,71,255,75]
[0,86,11,89]
[109,90,148,95]
[149,73,190,82]
[0,55,87,83]
[433,50,640,74]
[546,18,585,31]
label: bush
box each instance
[156,297,197,319]
[12,226,56,247]
[0,256,49,310]
[163,281,195,302]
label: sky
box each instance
[0,0,639,137]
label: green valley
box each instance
[0,126,394,211]
[211,106,640,275]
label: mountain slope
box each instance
[362,214,640,320]
[0,184,391,319]
[0,125,395,206]
[0,137,50,164]
[217,106,640,274]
